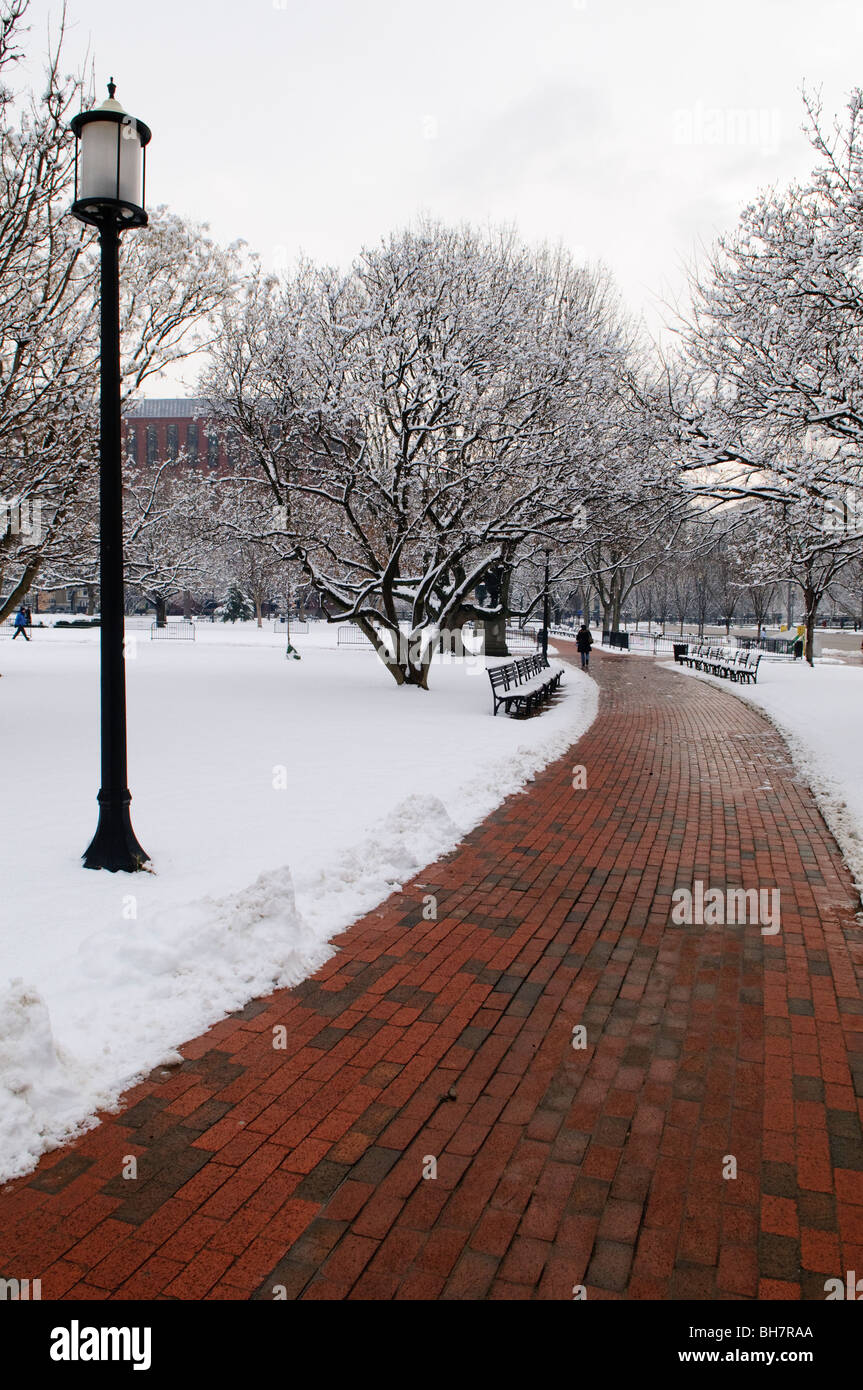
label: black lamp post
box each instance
[71,81,151,872]
[541,549,550,660]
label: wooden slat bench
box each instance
[679,642,761,684]
[488,653,563,716]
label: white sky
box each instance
[22,0,863,393]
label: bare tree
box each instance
[124,462,213,626]
[669,88,863,657]
[0,1,238,620]
[205,224,634,687]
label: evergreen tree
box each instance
[222,582,253,622]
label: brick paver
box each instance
[2,646,862,1300]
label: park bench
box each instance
[732,650,761,684]
[679,642,761,684]
[488,653,563,716]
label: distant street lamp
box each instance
[71,80,151,872]
[541,549,551,660]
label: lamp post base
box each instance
[83,791,150,872]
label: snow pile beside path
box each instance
[295,795,462,935]
[293,683,600,936]
[1,868,330,1182]
[0,634,598,1182]
[665,660,863,899]
[0,982,91,1181]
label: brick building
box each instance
[123,397,235,472]
[34,399,234,613]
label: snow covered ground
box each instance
[664,657,863,899]
[0,621,596,1182]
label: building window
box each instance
[187,422,199,464]
[126,426,139,465]
[166,423,179,462]
[146,426,157,466]
[207,430,219,468]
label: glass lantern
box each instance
[71,80,152,228]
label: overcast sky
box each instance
[23,0,863,393]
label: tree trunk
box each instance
[254,593,263,628]
[86,583,96,616]
[482,565,512,656]
[482,614,509,657]
[0,558,40,624]
[155,596,167,628]
[803,586,818,667]
[355,619,429,688]
[611,573,623,632]
[183,589,192,620]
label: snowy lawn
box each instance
[0,621,596,1181]
[663,657,863,898]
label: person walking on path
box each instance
[576,621,593,670]
[12,608,30,641]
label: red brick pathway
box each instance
[1,647,862,1301]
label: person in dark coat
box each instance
[12,608,30,641]
[575,622,593,670]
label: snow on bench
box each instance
[488,654,563,716]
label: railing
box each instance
[623,632,677,655]
[735,634,796,656]
[273,618,309,634]
[150,620,195,641]
[608,630,793,659]
[336,624,372,645]
[505,625,540,650]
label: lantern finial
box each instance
[107,76,116,99]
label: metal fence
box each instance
[623,633,677,656]
[150,621,195,641]
[506,625,540,650]
[273,618,309,634]
[336,624,372,646]
[1,616,38,638]
[735,634,796,656]
[676,636,797,663]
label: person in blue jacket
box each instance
[12,607,30,641]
